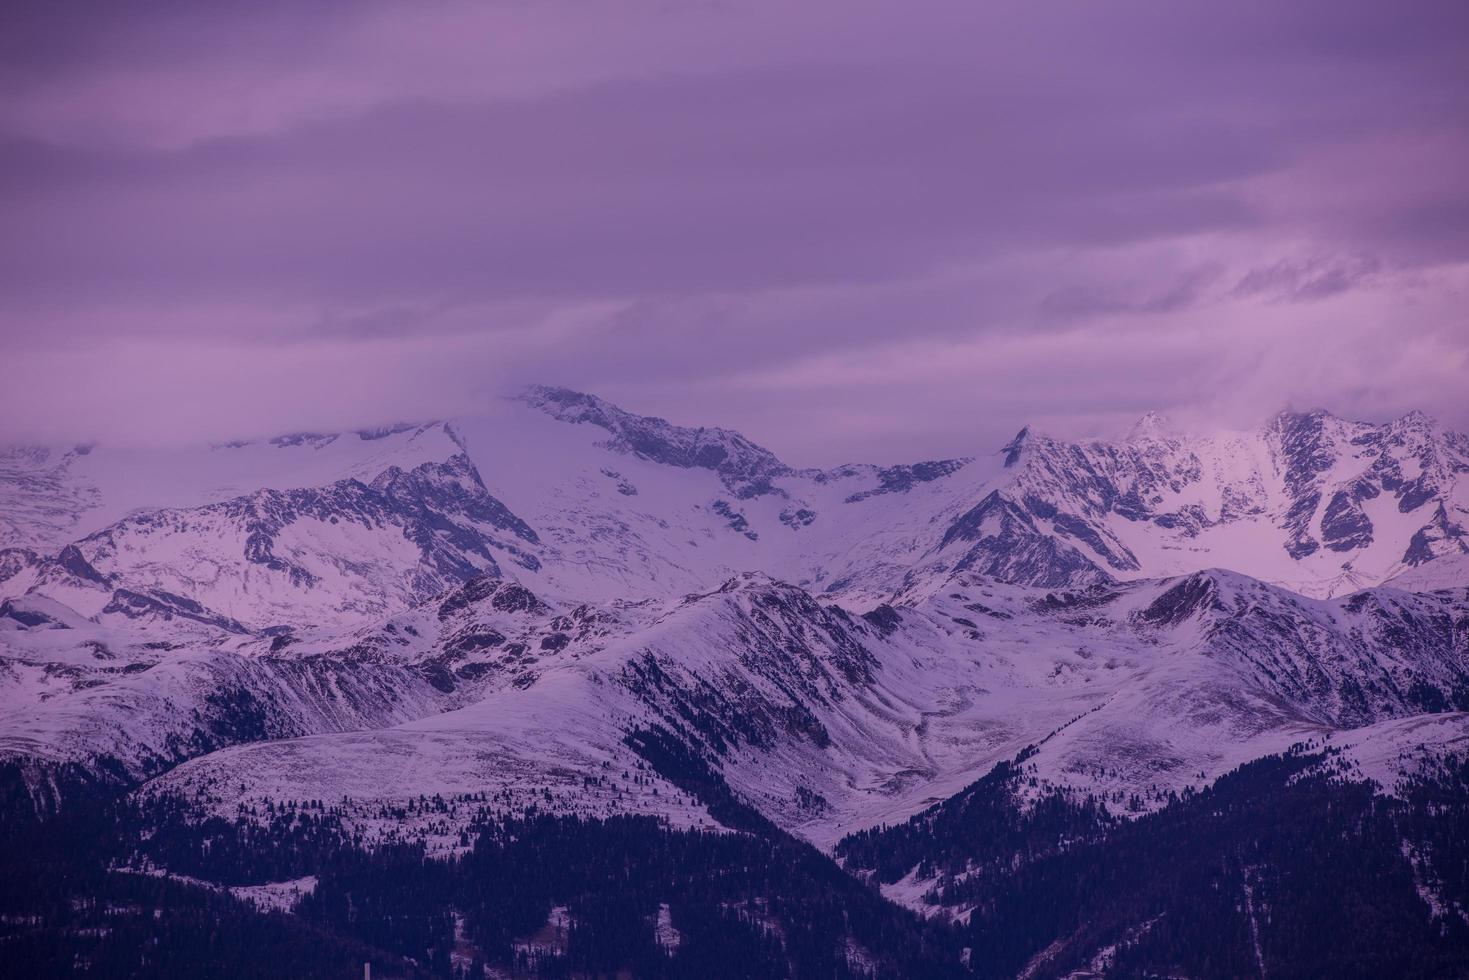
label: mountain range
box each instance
[2,387,1467,978]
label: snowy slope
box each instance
[6,390,1465,630]
[0,422,461,554]
[0,599,462,816]
[10,445,540,632]
[82,569,1466,850]
[1387,552,1469,594]
[462,391,1469,602]
[2,386,1467,848]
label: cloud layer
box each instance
[1,0,1466,463]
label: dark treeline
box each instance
[294,813,966,978]
[0,795,425,979]
[835,746,1114,886]
[0,745,965,979]
[5,740,1469,977]
[839,746,1469,979]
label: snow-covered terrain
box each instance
[2,387,1466,852]
[6,388,1465,622]
[125,568,1466,852]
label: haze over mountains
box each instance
[5,386,1465,610]
[2,387,1467,976]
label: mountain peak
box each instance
[1390,408,1437,432]
[1001,426,1031,467]
[1268,407,1336,432]
[521,384,791,497]
[1126,411,1174,442]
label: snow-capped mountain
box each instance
[923,406,1469,598]
[17,450,539,632]
[5,388,1464,631]
[2,388,1466,836]
[4,385,1469,978]
[8,559,1466,848]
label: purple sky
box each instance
[1,1,1466,465]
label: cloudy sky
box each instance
[2,0,1466,464]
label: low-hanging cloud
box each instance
[0,0,1465,463]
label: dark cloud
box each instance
[1233,254,1382,303]
[1042,267,1225,319]
[0,0,1465,458]
[0,65,1279,317]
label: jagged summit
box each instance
[521,384,792,498]
[4,391,1466,634]
[1126,410,1174,442]
[1393,408,1436,428]
[1000,426,1031,467]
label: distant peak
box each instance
[1266,407,1446,440]
[1392,409,1436,430]
[1265,408,1340,439]
[519,384,792,495]
[1000,427,1030,467]
[522,384,603,412]
[521,385,651,427]
[1126,411,1173,442]
[1271,408,1329,425]
[355,421,431,441]
[268,431,338,449]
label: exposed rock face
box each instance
[522,385,793,498]
[1404,503,1469,566]
[920,406,1469,592]
[711,499,758,540]
[1259,408,1469,564]
[939,491,1112,588]
[1321,486,1374,552]
[101,588,252,634]
[1267,410,1342,559]
[839,458,970,503]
